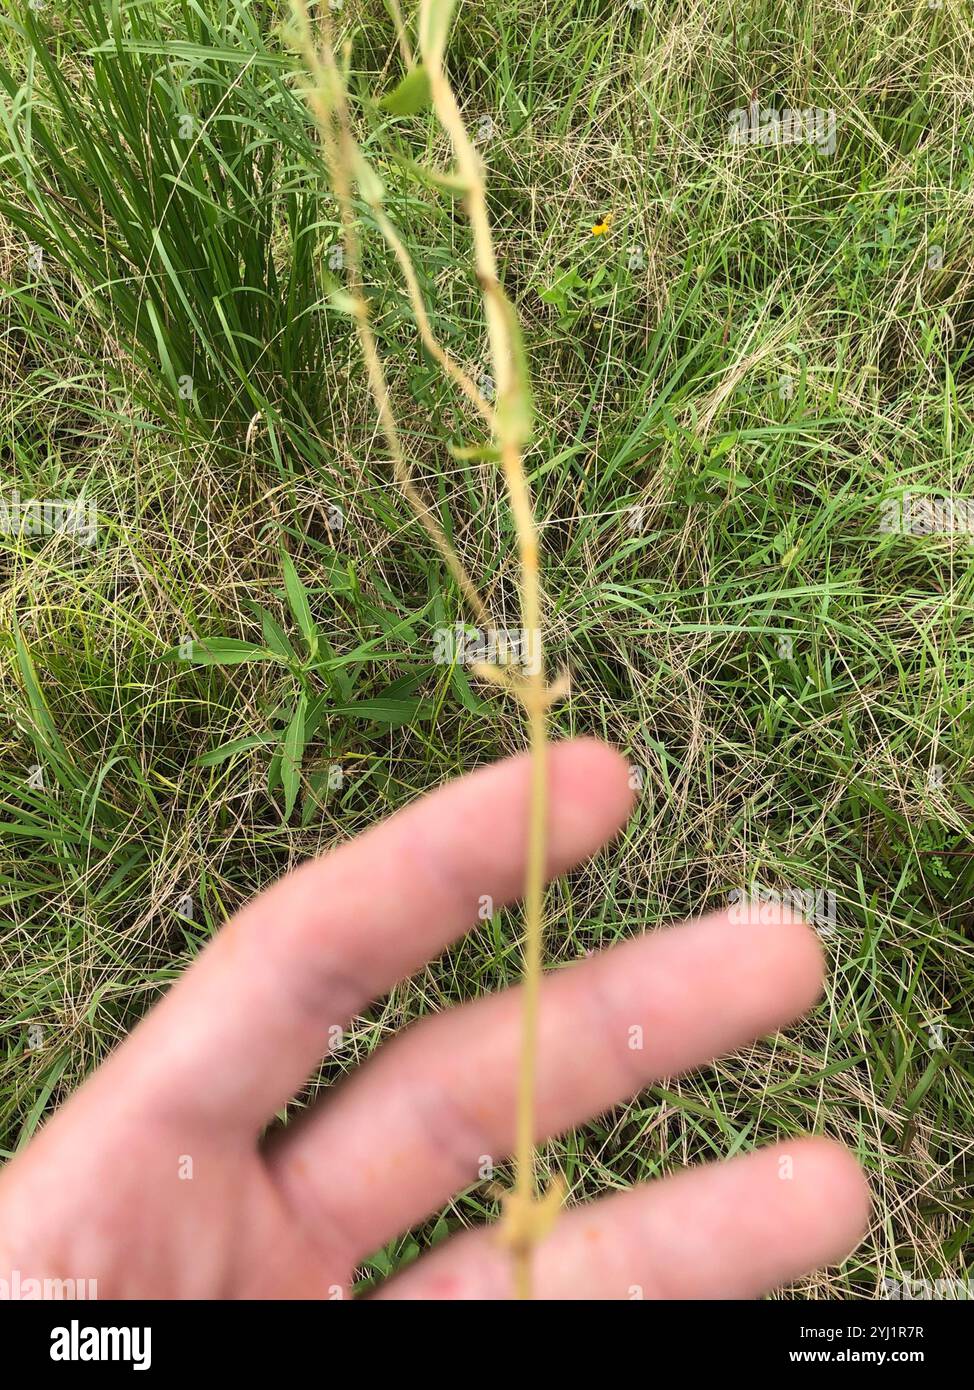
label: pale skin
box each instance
[0,739,869,1299]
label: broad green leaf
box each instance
[379,65,432,115]
[281,695,307,817]
[195,733,277,768]
[450,662,489,714]
[260,609,296,662]
[164,637,276,666]
[267,749,283,794]
[332,696,422,724]
[281,551,318,657]
[306,692,424,738]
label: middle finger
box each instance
[268,906,824,1263]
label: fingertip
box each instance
[771,912,827,1015]
[672,907,825,1047]
[698,1136,871,1295]
[711,902,827,1019]
[791,1136,872,1255]
[549,737,637,836]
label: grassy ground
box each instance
[1,0,972,1296]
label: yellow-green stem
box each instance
[293,0,558,1299]
[422,6,556,1301]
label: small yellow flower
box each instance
[590,212,613,236]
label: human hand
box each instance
[0,740,868,1299]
